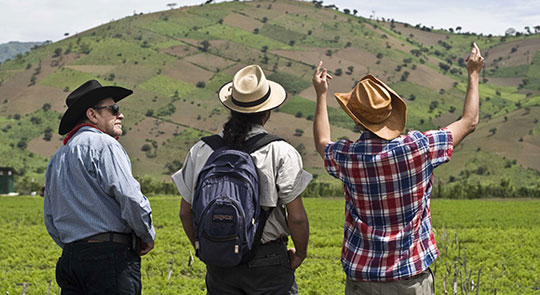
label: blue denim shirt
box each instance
[44,126,155,248]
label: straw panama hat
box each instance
[218,65,287,113]
[334,75,407,140]
[58,80,132,135]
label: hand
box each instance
[139,240,154,256]
[466,42,484,75]
[288,247,306,270]
[312,61,333,96]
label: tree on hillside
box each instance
[200,40,211,52]
[439,62,450,72]
[166,3,177,9]
[505,28,516,36]
[312,1,323,8]
[43,127,53,141]
[53,48,62,57]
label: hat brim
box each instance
[218,80,287,113]
[58,86,132,135]
[335,89,407,140]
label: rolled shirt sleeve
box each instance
[423,128,454,168]
[171,141,213,204]
[99,144,156,243]
[275,145,312,204]
[324,140,344,181]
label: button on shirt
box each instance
[324,129,453,281]
[44,126,155,248]
[172,126,312,243]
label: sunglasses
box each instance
[93,103,120,116]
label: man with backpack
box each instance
[172,64,311,294]
[312,44,483,294]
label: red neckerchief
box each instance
[63,123,105,145]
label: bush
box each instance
[196,81,206,88]
[17,139,27,149]
[15,175,43,194]
[135,176,177,195]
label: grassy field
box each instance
[1,196,539,294]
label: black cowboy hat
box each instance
[58,80,133,135]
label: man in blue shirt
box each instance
[44,80,155,295]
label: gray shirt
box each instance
[44,126,155,248]
[172,125,312,243]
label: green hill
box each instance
[1,0,539,196]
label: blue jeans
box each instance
[56,241,141,295]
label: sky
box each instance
[1,0,540,44]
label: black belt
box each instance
[77,232,131,245]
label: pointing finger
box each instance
[315,61,323,76]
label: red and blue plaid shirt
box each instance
[324,129,453,281]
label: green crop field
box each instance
[1,196,539,294]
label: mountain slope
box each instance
[0,0,539,193]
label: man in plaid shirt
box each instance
[312,44,484,294]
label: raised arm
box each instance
[313,61,333,158]
[446,43,484,147]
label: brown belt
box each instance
[82,232,131,245]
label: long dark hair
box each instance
[223,110,269,148]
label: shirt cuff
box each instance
[171,169,192,204]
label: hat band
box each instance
[231,88,271,108]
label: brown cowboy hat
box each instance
[58,80,133,135]
[218,65,287,113]
[334,75,407,140]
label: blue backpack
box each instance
[192,133,283,267]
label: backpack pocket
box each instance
[197,198,245,267]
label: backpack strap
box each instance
[243,133,284,153]
[241,207,274,264]
[201,134,225,150]
[201,133,284,153]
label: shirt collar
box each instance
[63,123,104,145]
[246,125,267,138]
